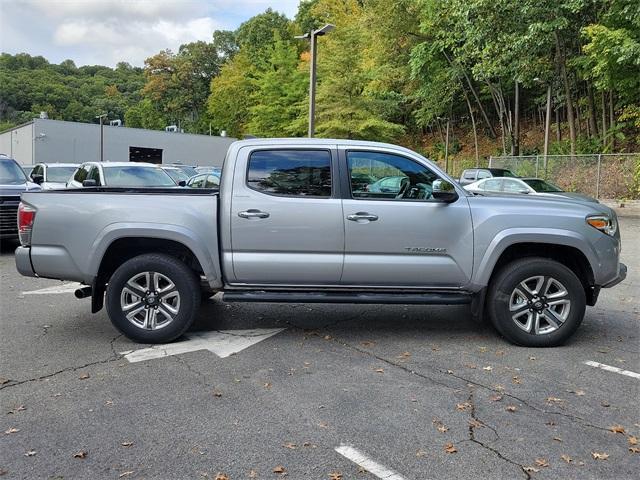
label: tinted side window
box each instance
[31,165,43,178]
[482,179,502,191]
[88,166,101,184]
[247,150,331,197]
[74,166,89,182]
[502,179,525,193]
[477,170,491,179]
[348,151,439,201]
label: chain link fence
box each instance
[485,154,640,199]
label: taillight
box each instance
[18,202,36,246]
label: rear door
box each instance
[229,147,344,285]
[340,148,473,287]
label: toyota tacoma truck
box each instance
[14,139,626,347]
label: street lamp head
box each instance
[294,33,310,40]
[314,24,335,36]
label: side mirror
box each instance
[178,180,186,187]
[32,174,44,185]
[432,179,459,203]
[82,179,97,187]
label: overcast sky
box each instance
[0,0,300,67]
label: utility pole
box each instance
[543,85,552,177]
[295,24,335,138]
[444,118,450,174]
[95,113,107,162]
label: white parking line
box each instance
[335,445,408,480]
[121,328,285,363]
[584,360,640,379]
[22,282,82,295]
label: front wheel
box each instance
[487,257,586,347]
[106,253,201,343]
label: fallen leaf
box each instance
[249,470,258,478]
[591,452,609,460]
[121,441,133,447]
[561,454,572,463]
[79,373,90,380]
[397,351,411,359]
[283,442,297,449]
[24,450,36,457]
[512,376,521,384]
[324,335,332,340]
[493,384,505,392]
[506,405,517,412]
[490,394,503,402]
[416,449,427,457]
[478,346,488,352]
[432,346,441,352]
[263,382,272,389]
[0,377,9,385]
[73,450,88,459]
[553,437,563,442]
[535,458,549,467]
[601,401,611,407]
[444,443,457,454]
[464,363,477,369]
[105,400,114,406]
[361,341,375,348]
[0,468,7,476]
[573,389,585,396]
[629,436,638,446]
[609,425,625,434]
[469,419,483,428]
[318,421,328,428]
[273,465,286,474]
[329,472,342,480]
[546,397,564,404]
[214,474,229,480]
[4,427,19,434]
[357,466,368,473]
[523,467,540,473]
[213,390,223,398]
[456,402,471,411]
[629,447,640,454]
[446,370,454,374]
[7,405,26,414]
[119,472,134,478]
[374,368,384,374]
[483,366,493,371]
[528,356,536,361]
[437,424,448,433]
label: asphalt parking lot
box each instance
[1,214,638,480]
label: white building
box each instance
[0,118,236,166]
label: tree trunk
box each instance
[601,90,607,145]
[556,105,561,142]
[463,89,479,166]
[609,90,615,151]
[587,82,598,137]
[555,32,576,155]
[512,81,520,155]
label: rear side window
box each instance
[247,150,331,197]
[463,169,476,180]
[477,170,491,179]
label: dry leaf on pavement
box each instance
[213,390,223,398]
[456,402,471,411]
[444,443,457,454]
[374,368,384,373]
[535,458,549,467]
[591,452,609,460]
[546,397,564,404]
[512,376,521,384]
[561,454,572,463]
[490,394,503,402]
[361,341,375,348]
[273,465,286,474]
[437,424,448,433]
[609,425,625,434]
[416,449,427,457]
[7,405,26,414]
[249,469,258,478]
[629,447,640,454]
[283,442,297,449]
[506,405,517,412]
[4,427,19,434]
[121,441,133,447]
[73,450,87,459]
[119,472,134,478]
[329,473,342,480]
[263,382,272,389]
[78,373,90,380]
[214,474,229,480]
[628,436,638,446]
[483,366,493,371]
[24,450,36,457]
[523,466,540,473]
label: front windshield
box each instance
[47,166,78,183]
[103,166,177,187]
[0,159,27,185]
[523,179,563,192]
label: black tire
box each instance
[487,257,586,347]
[106,253,201,343]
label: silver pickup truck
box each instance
[15,138,626,347]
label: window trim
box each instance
[244,147,337,199]
[343,148,444,203]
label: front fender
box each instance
[88,222,223,288]
[472,228,598,287]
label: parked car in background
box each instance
[29,163,79,189]
[0,155,40,240]
[170,163,198,178]
[464,177,599,203]
[67,162,178,188]
[459,168,518,186]
[160,166,190,186]
[186,172,220,188]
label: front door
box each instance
[229,147,344,285]
[341,148,473,287]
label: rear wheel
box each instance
[106,253,201,343]
[487,257,586,347]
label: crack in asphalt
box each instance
[464,387,531,480]
[0,334,123,391]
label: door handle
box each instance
[347,212,379,222]
[238,209,270,219]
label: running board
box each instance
[222,291,472,305]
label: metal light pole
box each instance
[95,113,107,162]
[295,24,335,137]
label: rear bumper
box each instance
[15,246,36,277]
[602,262,627,288]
